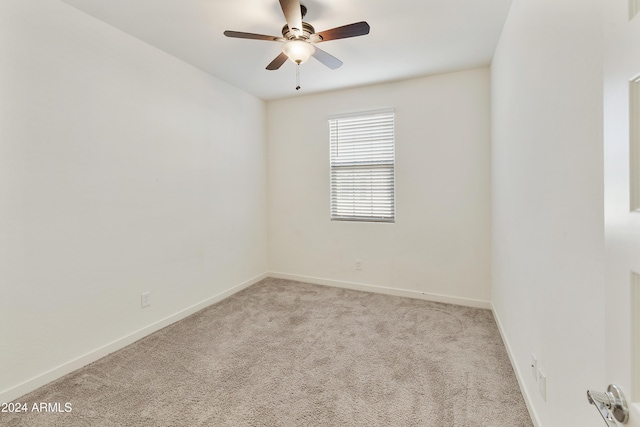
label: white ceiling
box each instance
[60,0,513,101]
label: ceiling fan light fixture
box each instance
[224,1,370,72]
[282,40,315,64]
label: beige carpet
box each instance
[2,278,533,426]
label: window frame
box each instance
[328,108,396,223]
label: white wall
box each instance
[491,0,605,425]
[0,0,268,402]
[267,68,492,308]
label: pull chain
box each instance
[295,62,301,91]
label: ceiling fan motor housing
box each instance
[282,21,318,41]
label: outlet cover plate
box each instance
[141,291,151,308]
[538,369,546,401]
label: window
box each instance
[329,109,395,222]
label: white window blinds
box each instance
[329,109,395,222]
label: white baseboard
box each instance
[268,272,492,309]
[492,306,541,427]
[0,272,268,404]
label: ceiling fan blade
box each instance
[266,52,289,70]
[279,0,303,35]
[312,47,343,70]
[224,30,284,42]
[315,22,370,42]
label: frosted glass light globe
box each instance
[282,40,315,64]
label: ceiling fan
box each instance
[224,0,370,89]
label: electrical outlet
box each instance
[538,368,546,401]
[531,354,538,381]
[141,291,151,308]
[355,260,362,271]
